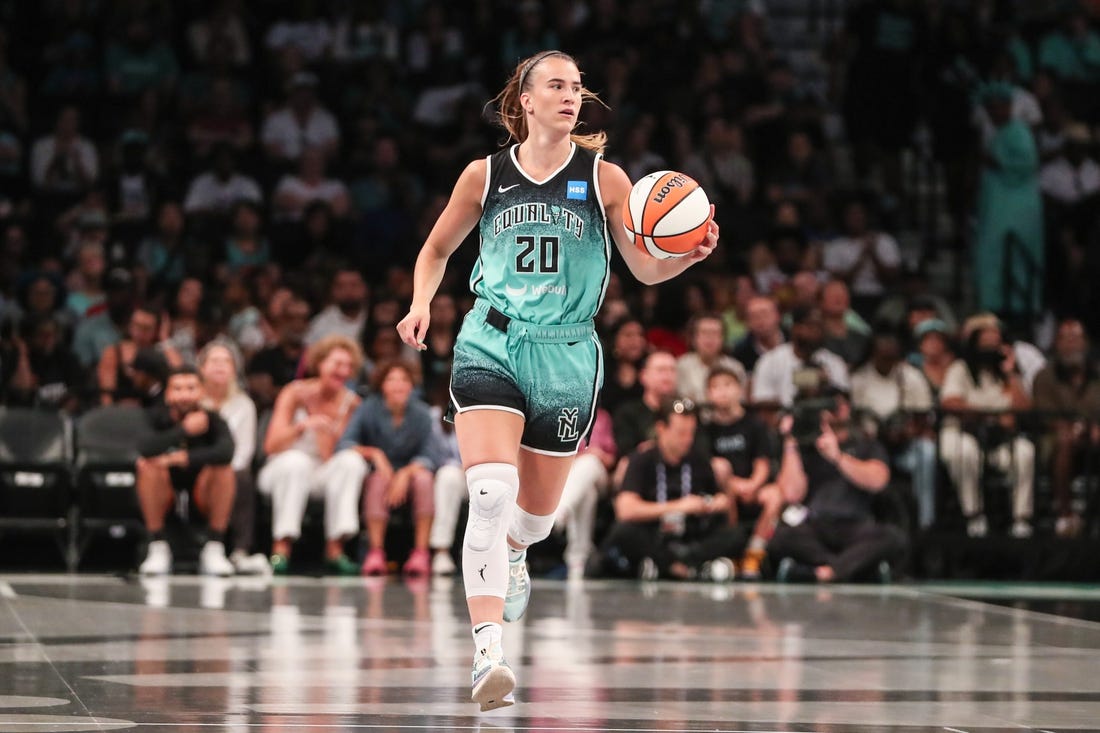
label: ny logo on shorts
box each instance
[557,407,580,442]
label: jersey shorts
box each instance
[169,466,202,494]
[449,298,603,456]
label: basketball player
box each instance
[396,50,718,710]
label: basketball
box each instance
[622,170,711,259]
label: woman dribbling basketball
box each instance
[396,50,718,710]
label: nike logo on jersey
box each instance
[498,183,520,193]
[504,284,527,297]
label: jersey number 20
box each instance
[515,235,559,274]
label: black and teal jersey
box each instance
[471,142,611,325]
